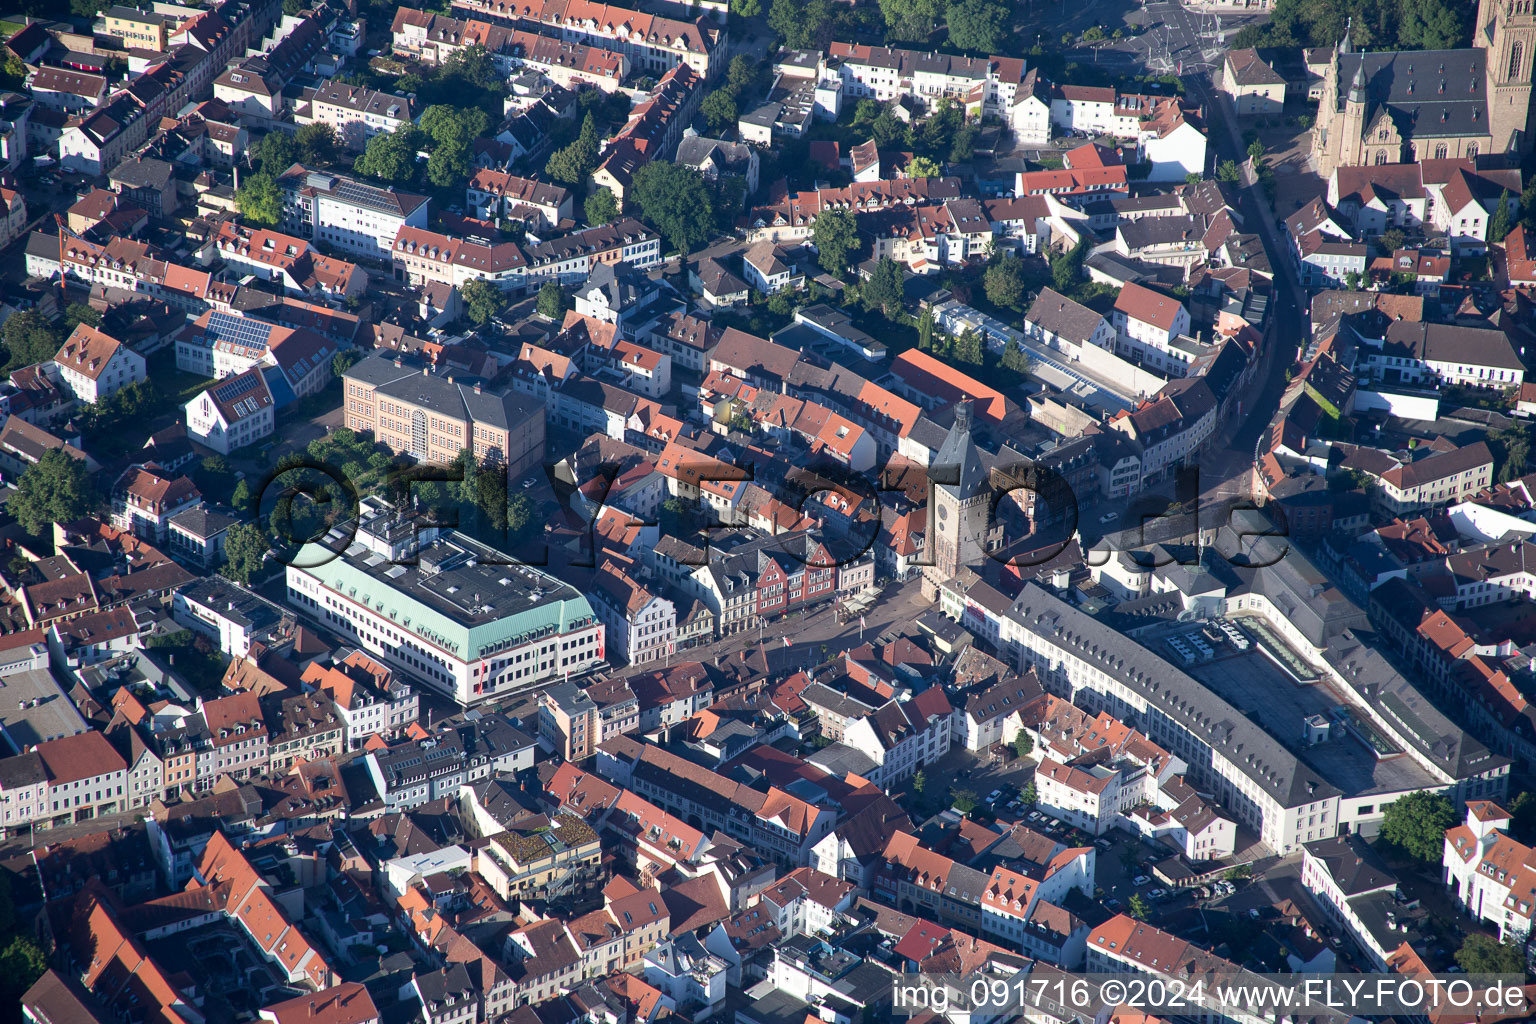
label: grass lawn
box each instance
[0,20,25,38]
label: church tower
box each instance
[924,401,998,598]
[1340,62,1369,167]
[1480,0,1536,155]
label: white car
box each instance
[1099,512,1119,524]
[1133,874,1150,886]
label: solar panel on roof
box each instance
[211,374,256,404]
[205,311,273,352]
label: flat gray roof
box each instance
[0,668,89,753]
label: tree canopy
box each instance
[10,449,99,536]
[630,161,715,254]
[879,0,943,42]
[3,309,63,371]
[1380,790,1456,862]
[221,522,268,585]
[768,0,834,50]
[1233,0,1470,51]
[462,279,504,326]
[545,113,602,186]
[863,258,905,318]
[537,281,566,320]
[947,0,1010,53]
[236,171,283,227]
[419,105,489,188]
[907,155,942,179]
[701,89,739,134]
[354,125,423,186]
[812,208,859,278]
[585,186,619,226]
[252,130,298,173]
[984,255,1028,310]
[295,122,340,167]
[1455,934,1525,975]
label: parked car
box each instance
[1133,874,1150,886]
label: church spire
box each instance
[932,400,988,500]
[1340,16,1352,55]
[1348,60,1367,105]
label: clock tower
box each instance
[924,401,1001,598]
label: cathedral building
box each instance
[1312,0,1535,178]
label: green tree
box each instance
[0,53,26,90]
[545,113,601,186]
[332,349,362,380]
[1224,864,1252,880]
[907,155,942,178]
[1380,790,1455,862]
[871,109,905,147]
[1050,238,1087,293]
[1455,933,1525,975]
[917,306,934,351]
[473,463,511,534]
[295,122,341,166]
[701,89,739,134]
[727,54,763,97]
[1397,0,1471,50]
[1488,189,1514,244]
[955,328,984,364]
[3,309,62,369]
[768,0,833,48]
[64,302,102,330]
[1185,171,1203,185]
[812,208,859,278]
[427,138,472,187]
[1128,893,1150,920]
[1490,423,1532,483]
[9,449,98,535]
[236,171,283,227]
[947,0,1009,52]
[354,126,422,186]
[879,0,944,41]
[0,935,48,1011]
[232,478,253,513]
[863,258,905,318]
[984,255,1027,310]
[462,279,504,326]
[730,0,761,15]
[419,104,491,146]
[1083,25,1107,43]
[253,130,298,174]
[1380,228,1407,253]
[537,281,566,320]
[1001,335,1030,372]
[631,161,715,254]
[1021,780,1037,806]
[951,788,978,813]
[585,186,619,226]
[1345,270,1364,291]
[913,769,928,795]
[1011,730,1033,759]
[506,490,532,537]
[1216,159,1243,183]
[1247,138,1266,162]
[221,522,269,585]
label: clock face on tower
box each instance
[939,505,949,521]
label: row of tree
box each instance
[1233,0,1471,51]
[747,0,1013,54]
